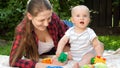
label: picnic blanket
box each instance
[0,48,120,68]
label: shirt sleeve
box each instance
[54,13,68,38]
[9,19,37,68]
[50,13,69,48]
[65,28,71,38]
[88,28,97,42]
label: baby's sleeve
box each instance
[88,28,97,42]
[64,29,71,38]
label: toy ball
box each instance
[58,52,68,63]
[81,65,91,68]
[94,63,107,68]
[81,64,94,68]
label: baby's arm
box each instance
[92,37,104,56]
[56,35,69,57]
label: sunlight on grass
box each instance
[99,35,120,50]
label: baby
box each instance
[56,5,104,68]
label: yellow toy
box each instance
[81,56,107,68]
[91,56,106,64]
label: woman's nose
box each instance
[43,20,49,26]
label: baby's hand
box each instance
[52,56,66,66]
[56,50,62,57]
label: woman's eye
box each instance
[48,17,51,20]
[39,19,44,22]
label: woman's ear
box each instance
[27,12,33,20]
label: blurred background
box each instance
[0,0,120,55]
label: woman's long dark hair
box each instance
[11,0,52,66]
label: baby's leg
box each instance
[79,51,96,67]
[73,62,79,68]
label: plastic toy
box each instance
[94,63,107,68]
[81,56,107,68]
[41,58,52,64]
[90,56,106,64]
[58,52,68,63]
[46,66,63,68]
[81,65,93,68]
[63,20,73,27]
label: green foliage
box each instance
[0,0,27,40]
[99,36,120,50]
[112,0,120,6]
[50,0,85,20]
[0,0,119,41]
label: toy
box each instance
[46,66,63,68]
[81,56,107,68]
[81,65,93,68]
[81,63,107,68]
[94,63,107,68]
[41,58,52,64]
[58,52,68,63]
[91,56,106,64]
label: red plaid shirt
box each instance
[9,13,68,68]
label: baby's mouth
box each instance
[80,21,84,24]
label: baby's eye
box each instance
[83,15,89,18]
[76,15,80,17]
[83,15,87,17]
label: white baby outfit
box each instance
[65,27,97,62]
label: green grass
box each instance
[99,35,120,50]
[0,42,12,55]
[0,35,120,55]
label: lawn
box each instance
[99,35,120,50]
[0,42,11,55]
[0,35,120,55]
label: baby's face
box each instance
[71,6,90,29]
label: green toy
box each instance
[81,65,91,68]
[94,63,107,68]
[91,57,95,64]
[58,52,68,63]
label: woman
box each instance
[9,0,69,68]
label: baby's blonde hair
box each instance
[71,5,90,16]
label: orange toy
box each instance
[41,58,52,64]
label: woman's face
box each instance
[29,10,52,31]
